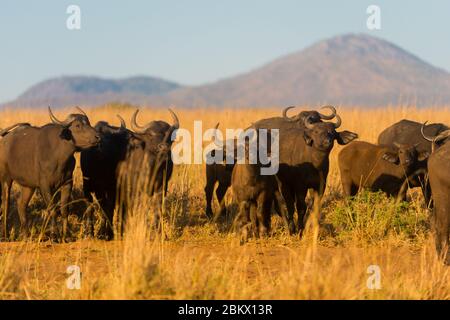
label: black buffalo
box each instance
[277,114,358,234]
[204,106,337,219]
[422,128,450,262]
[81,109,179,238]
[377,119,448,206]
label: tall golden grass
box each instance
[0,104,449,300]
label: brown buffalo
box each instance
[423,127,450,262]
[0,107,99,240]
[338,141,429,200]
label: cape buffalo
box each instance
[231,150,283,242]
[204,147,234,219]
[0,107,99,240]
[209,125,285,241]
[377,119,448,206]
[81,115,130,238]
[81,108,179,238]
[338,141,429,200]
[204,106,336,219]
[277,114,358,234]
[423,128,450,262]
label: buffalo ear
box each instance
[382,152,399,164]
[303,131,313,146]
[60,128,72,141]
[418,151,430,161]
[337,131,358,145]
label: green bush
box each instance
[325,191,429,244]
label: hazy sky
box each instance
[0,0,449,102]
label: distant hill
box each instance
[158,34,450,107]
[3,76,181,108]
[4,34,450,108]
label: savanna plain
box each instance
[0,105,449,300]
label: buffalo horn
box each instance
[318,105,337,120]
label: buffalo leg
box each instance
[1,181,11,240]
[341,179,354,197]
[204,180,215,218]
[17,186,35,238]
[274,189,290,230]
[423,178,433,209]
[295,188,308,236]
[236,201,250,244]
[102,189,116,240]
[215,182,229,218]
[40,186,58,241]
[433,203,449,262]
[257,193,271,237]
[280,184,296,234]
[82,180,95,238]
[60,183,72,242]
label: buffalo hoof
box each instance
[205,208,214,219]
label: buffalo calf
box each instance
[229,130,284,242]
[338,141,429,200]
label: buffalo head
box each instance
[129,108,180,159]
[302,114,358,151]
[48,106,100,149]
[382,142,429,168]
[421,121,450,153]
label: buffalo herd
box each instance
[0,106,449,261]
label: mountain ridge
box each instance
[4,33,450,108]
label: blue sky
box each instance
[0,0,449,102]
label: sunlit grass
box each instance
[0,104,449,299]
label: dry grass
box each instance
[0,104,449,300]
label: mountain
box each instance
[158,34,450,107]
[4,34,450,108]
[3,76,181,108]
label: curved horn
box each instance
[130,109,147,132]
[421,121,434,142]
[75,106,87,116]
[48,106,64,124]
[304,115,315,130]
[168,108,179,129]
[333,114,342,129]
[283,106,299,122]
[282,106,295,118]
[318,105,337,120]
[116,114,126,130]
[212,122,224,147]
